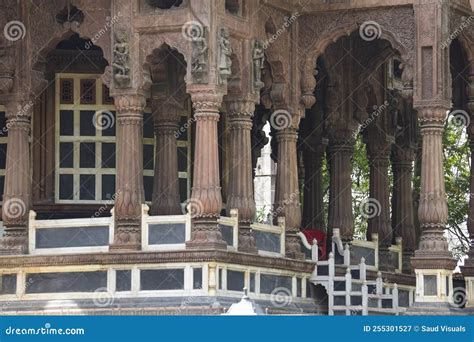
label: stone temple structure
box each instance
[0,0,472,315]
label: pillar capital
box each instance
[114,93,146,113]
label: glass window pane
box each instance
[143,144,154,171]
[0,176,4,201]
[79,174,95,200]
[140,269,184,291]
[60,79,74,104]
[80,142,96,168]
[80,111,96,136]
[177,116,189,141]
[249,273,255,293]
[143,112,154,139]
[80,79,96,105]
[0,274,16,295]
[179,178,188,203]
[0,143,7,169]
[193,268,202,289]
[424,275,437,296]
[144,176,154,202]
[0,111,7,137]
[102,84,114,105]
[102,175,115,201]
[101,111,116,137]
[227,270,245,292]
[178,147,188,172]
[59,142,74,168]
[101,143,116,168]
[116,270,131,292]
[59,174,73,200]
[60,110,74,136]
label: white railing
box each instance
[251,217,285,257]
[297,232,319,262]
[218,209,239,250]
[142,205,191,251]
[29,210,114,255]
[27,204,287,256]
[389,237,403,273]
[352,233,379,270]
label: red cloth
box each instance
[301,229,327,260]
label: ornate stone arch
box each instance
[299,8,416,107]
[140,33,192,86]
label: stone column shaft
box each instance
[462,70,474,278]
[111,93,146,251]
[186,92,226,250]
[392,148,416,273]
[151,109,181,216]
[367,145,393,271]
[411,107,456,270]
[0,100,32,255]
[274,127,304,259]
[226,101,257,253]
[327,134,354,243]
[302,143,326,230]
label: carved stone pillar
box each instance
[0,99,32,255]
[410,106,457,299]
[150,100,181,216]
[366,140,393,271]
[409,0,456,306]
[327,130,355,244]
[274,126,304,259]
[461,67,474,306]
[186,88,226,250]
[226,100,257,253]
[392,146,416,273]
[110,93,146,251]
[302,140,326,231]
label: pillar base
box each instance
[237,225,257,254]
[0,229,28,255]
[411,268,455,305]
[110,222,141,252]
[186,218,227,251]
[463,277,474,308]
[285,233,305,260]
